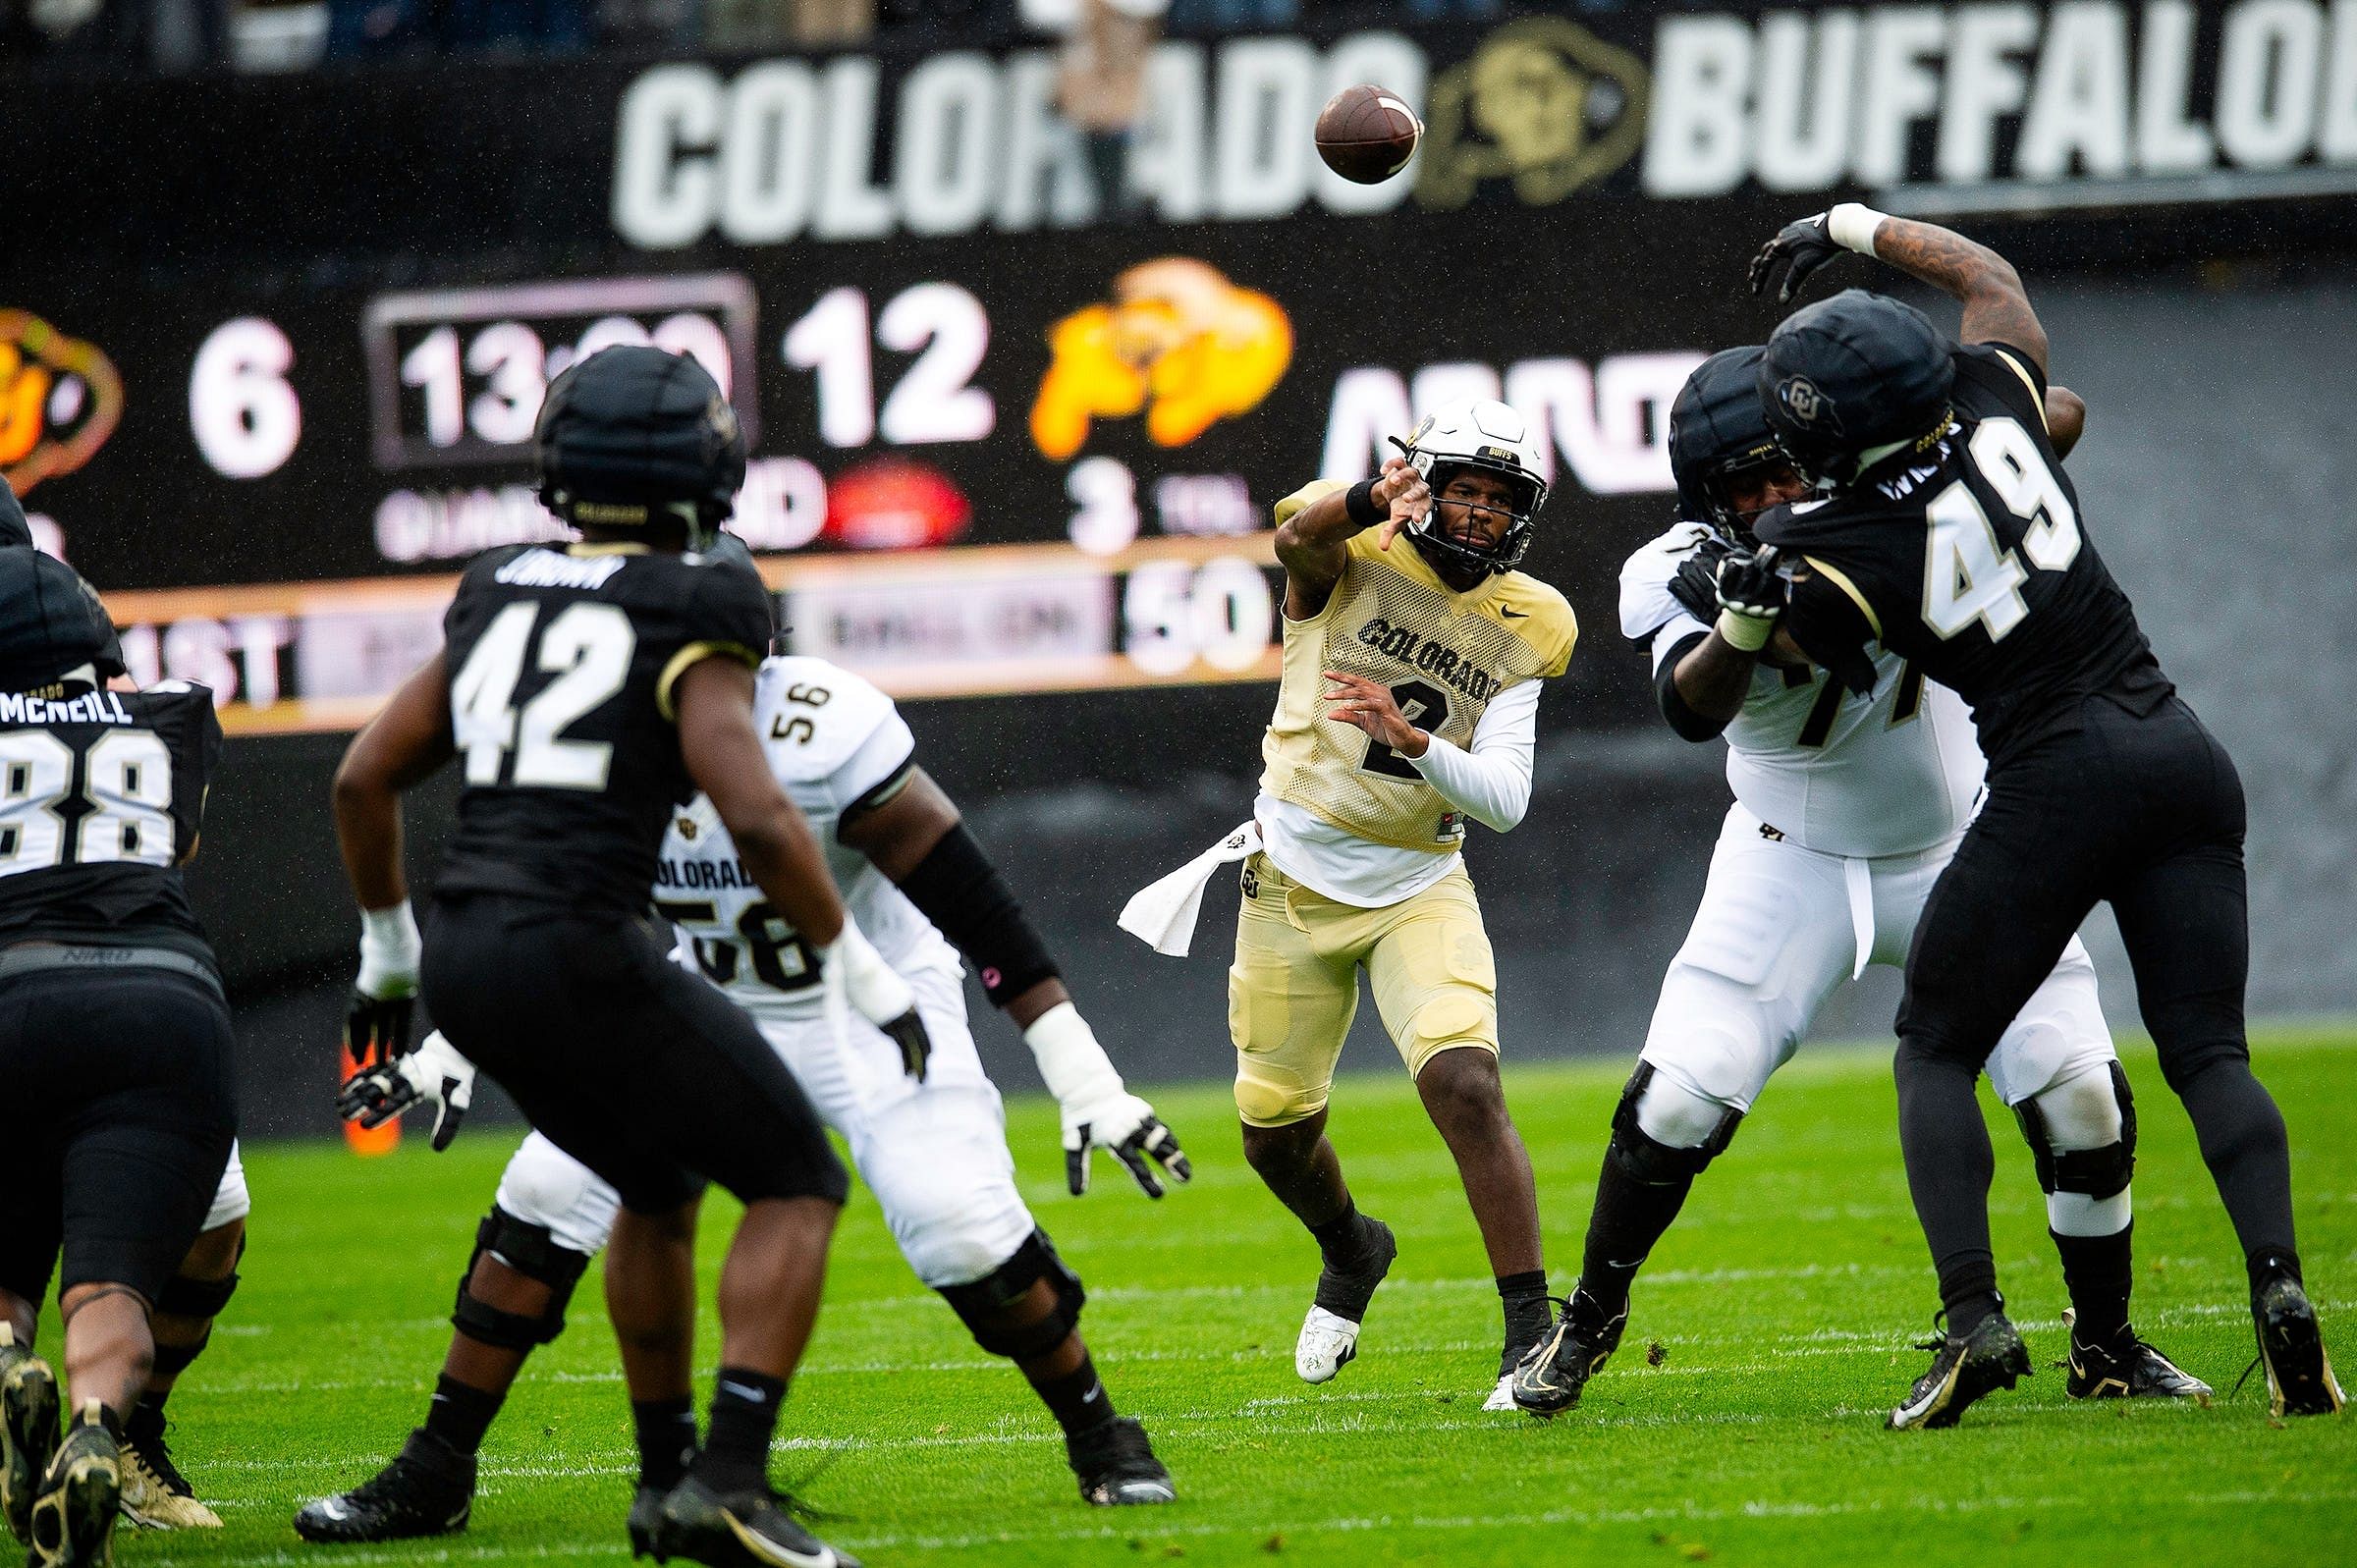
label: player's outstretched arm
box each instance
[2047,386,2087,459]
[1274,456,1429,619]
[841,767,1190,1199]
[677,655,932,1072]
[1750,208,2048,376]
[331,652,456,1072]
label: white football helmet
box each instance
[1398,398,1548,576]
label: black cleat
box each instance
[1888,1310,2032,1431]
[292,1429,474,1542]
[629,1483,666,1558]
[1066,1416,1176,1506]
[650,1474,860,1568]
[2061,1310,2212,1401]
[27,1400,120,1568]
[2249,1276,2344,1418]
[2,1326,60,1548]
[1508,1290,1625,1419]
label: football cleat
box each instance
[1888,1310,2032,1431]
[1489,1298,1559,1408]
[1296,1217,1397,1384]
[1066,1415,1176,1507]
[292,1429,474,1542]
[646,1474,860,1568]
[27,1400,120,1568]
[2060,1309,2211,1401]
[2248,1275,2344,1418]
[1294,1307,1363,1384]
[1481,1376,1518,1412]
[118,1410,222,1530]
[2,1325,61,1547]
[629,1483,666,1558]
[1508,1291,1624,1419]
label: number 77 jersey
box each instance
[436,542,775,912]
[1756,343,2174,769]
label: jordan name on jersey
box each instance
[1260,481,1575,853]
[1618,522,1983,858]
[653,656,952,1012]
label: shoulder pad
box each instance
[1618,522,1715,643]
[753,658,898,782]
[1273,479,1343,528]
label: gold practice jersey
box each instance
[1260,481,1575,852]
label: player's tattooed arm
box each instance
[1869,217,2049,376]
[1274,457,1429,618]
[332,650,456,910]
[676,656,849,945]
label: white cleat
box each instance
[1481,1375,1517,1411]
[1295,1306,1362,1383]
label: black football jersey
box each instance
[436,543,773,912]
[0,680,224,967]
[1756,343,2171,765]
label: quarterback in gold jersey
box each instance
[1127,398,1574,1409]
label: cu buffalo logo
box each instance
[1029,258,1291,461]
[1416,17,1650,210]
[1775,375,1844,437]
[0,310,122,494]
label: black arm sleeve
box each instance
[1652,631,1727,742]
[893,822,1060,1008]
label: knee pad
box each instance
[1607,1063,1742,1186]
[937,1229,1086,1361]
[452,1206,591,1351]
[152,1233,246,1375]
[2014,1061,2137,1199]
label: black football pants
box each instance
[1893,693,2295,1316]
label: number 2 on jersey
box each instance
[1359,680,1449,779]
[453,601,636,789]
[1922,416,2082,642]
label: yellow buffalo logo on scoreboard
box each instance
[0,310,124,494]
[1415,18,1650,210]
[1030,258,1291,462]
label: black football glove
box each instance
[343,988,413,1075]
[1749,212,1847,304]
[1668,534,1738,625]
[337,1029,475,1152]
[1715,544,1787,621]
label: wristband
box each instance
[1827,202,1889,256]
[1715,609,1777,653]
[1343,478,1384,529]
[1023,1000,1124,1107]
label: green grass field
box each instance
[48,1026,2356,1567]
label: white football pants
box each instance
[493,962,1038,1287]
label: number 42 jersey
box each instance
[0,680,224,967]
[437,543,774,912]
[654,657,957,1019]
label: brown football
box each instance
[1315,83,1422,185]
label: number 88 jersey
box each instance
[654,657,957,1019]
[0,680,224,967]
[436,543,774,912]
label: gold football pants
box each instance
[1228,852,1499,1127]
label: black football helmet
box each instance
[0,476,33,550]
[1669,345,1795,542]
[0,543,126,692]
[1758,289,1954,492]
[535,346,747,545]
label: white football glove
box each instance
[1025,1002,1190,1199]
[345,900,421,1075]
[817,912,931,1080]
[337,1028,475,1152]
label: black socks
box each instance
[1576,1156,1694,1322]
[693,1367,786,1496]
[1029,1352,1118,1438]
[632,1396,698,1490]
[2054,1224,2134,1347]
[1308,1198,1370,1261]
[421,1374,504,1458]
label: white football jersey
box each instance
[653,656,959,1017]
[1618,523,1984,858]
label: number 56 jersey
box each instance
[437,543,774,912]
[1619,523,1982,859]
[655,657,957,1021]
[0,680,224,967]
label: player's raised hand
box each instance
[1713,545,1788,653]
[1324,671,1424,754]
[1025,1001,1192,1200]
[338,1029,475,1151]
[1750,212,1846,303]
[1370,455,1430,551]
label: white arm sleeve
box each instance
[1406,677,1539,833]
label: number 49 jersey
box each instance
[654,657,957,1018]
[437,543,773,912]
[0,681,224,966]
[1619,524,1982,858]
[1756,344,2172,767]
